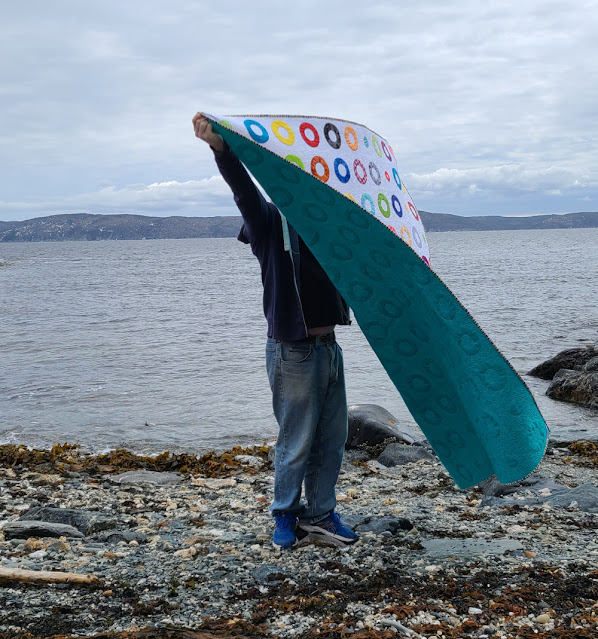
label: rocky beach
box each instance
[1,434,598,639]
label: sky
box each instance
[1,0,597,222]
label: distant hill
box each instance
[418,210,598,232]
[0,214,243,242]
[0,210,596,242]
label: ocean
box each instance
[1,228,596,454]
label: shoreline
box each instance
[1,442,598,638]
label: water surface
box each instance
[1,228,596,453]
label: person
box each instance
[192,112,359,549]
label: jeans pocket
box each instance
[281,341,313,364]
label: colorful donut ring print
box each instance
[324,123,342,149]
[311,156,330,183]
[271,120,295,146]
[334,158,351,184]
[407,202,419,220]
[392,195,403,217]
[344,126,359,151]
[300,122,320,148]
[244,119,269,144]
[354,159,367,185]
[285,154,305,170]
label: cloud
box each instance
[408,164,597,196]
[0,176,236,220]
[1,0,597,219]
[2,161,594,222]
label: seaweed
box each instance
[0,443,272,478]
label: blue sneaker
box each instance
[298,512,359,546]
[272,513,298,549]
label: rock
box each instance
[477,475,567,497]
[481,495,543,508]
[23,538,45,551]
[482,483,598,513]
[584,356,598,373]
[253,564,289,584]
[19,507,117,535]
[377,442,435,467]
[338,514,413,534]
[355,516,413,534]
[421,538,523,558]
[546,484,598,513]
[174,547,197,559]
[528,344,597,380]
[535,614,551,624]
[546,369,598,409]
[343,449,372,463]
[340,514,370,530]
[192,477,237,489]
[346,404,421,449]
[2,521,84,540]
[92,530,148,544]
[108,470,183,485]
[234,455,264,469]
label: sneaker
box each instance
[272,513,298,549]
[298,512,359,546]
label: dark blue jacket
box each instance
[214,145,350,341]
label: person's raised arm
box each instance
[192,112,272,241]
[193,112,225,153]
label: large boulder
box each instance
[346,404,421,449]
[528,344,597,380]
[546,368,598,409]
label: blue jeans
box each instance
[266,336,348,524]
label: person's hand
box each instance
[192,112,225,153]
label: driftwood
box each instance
[0,565,99,585]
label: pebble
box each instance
[0,445,597,637]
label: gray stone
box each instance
[234,455,264,469]
[347,404,421,449]
[478,475,567,497]
[546,483,598,512]
[2,521,84,540]
[481,495,543,508]
[92,530,148,544]
[546,369,598,409]
[338,514,413,534]
[19,506,117,535]
[584,356,598,373]
[377,442,435,467]
[343,449,372,464]
[253,564,289,584]
[481,483,598,513]
[108,470,183,485]
[355,516,413,534]
[528,344,597,380]
[340,514,370,530]
[421,538,523,558]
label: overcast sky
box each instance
[2,0,597,221]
